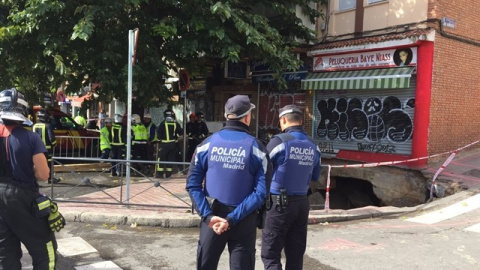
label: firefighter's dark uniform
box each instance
[261,125,321,270]
[145,120,157,161]
[110,122,126,176]
[186,116,198,162]
[0,124,57,269]
[155,119,182,178]
[32,122,57,178]
[186,115,209,162]
[186,120,269,270]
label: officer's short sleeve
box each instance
[31,132,47,155]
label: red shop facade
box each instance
[302,32,434,167]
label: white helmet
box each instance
[132,114,141,124]
[105,117,112,124]
[114,114,123,123]
[0,88,32,126]
[144,113,152,119]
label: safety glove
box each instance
[48,201,66,232]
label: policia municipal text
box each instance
[0,88,65,269]
[186,95,270,270]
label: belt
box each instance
[211,200,236,213]
[271,194,307,202]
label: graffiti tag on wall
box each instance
[316,96,415,154]
[257,87,305,142]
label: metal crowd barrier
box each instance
[44,156,192,210]
[53,136,101,158]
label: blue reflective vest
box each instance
[205,133,254,205]
[186,121,269,225]
[268,127,322,195]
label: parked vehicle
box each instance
[29,106,100,158]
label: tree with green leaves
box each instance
[0,0,323,107]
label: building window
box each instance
[367,0,388,4]
[339,0,356,11]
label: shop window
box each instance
[339,0,356,11]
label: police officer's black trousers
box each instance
[261,197,309,270]
[0,182,57,270]
[197,210,257,270]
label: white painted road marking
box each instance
[75,261,122,270]
[464,223,480,233]
[406,194,480,225]
[57,236,98,257]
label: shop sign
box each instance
[313,47,417,71]
[251,61,308,83]
[190,79,206,90]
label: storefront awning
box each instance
[301,67,416,90]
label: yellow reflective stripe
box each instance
[164,122,177,142]
[156,158,164,171]
[46,241,56,270]
[38,200,51,211]
[111,125,124,145]
[34,124,47,146]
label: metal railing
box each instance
[45,156,192,210]
[53,136,101,158]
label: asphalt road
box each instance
[22,222,338,270]
[20,192,480,270]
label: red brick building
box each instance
[301,0,480,167]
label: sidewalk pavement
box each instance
[57,176,423,228]
[56,148,480,228]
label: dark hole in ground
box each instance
[318,177,381,210]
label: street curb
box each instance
[60,190,479,228]
[62,210,201,227]
[61,205,418,228]
[307,205,419,224]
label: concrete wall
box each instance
[364,0,428,31]
[328,9,355,36]
[325,0,429,36]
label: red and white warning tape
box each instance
[321,139,480,212]
[428,152,456,200]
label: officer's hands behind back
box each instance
[208,216,229,235]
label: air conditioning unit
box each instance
[224,60,248,79]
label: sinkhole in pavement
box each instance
[313,177,382,210]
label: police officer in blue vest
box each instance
[261,104,321,270]
[186,95,270,270]
[0,88,61,269]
